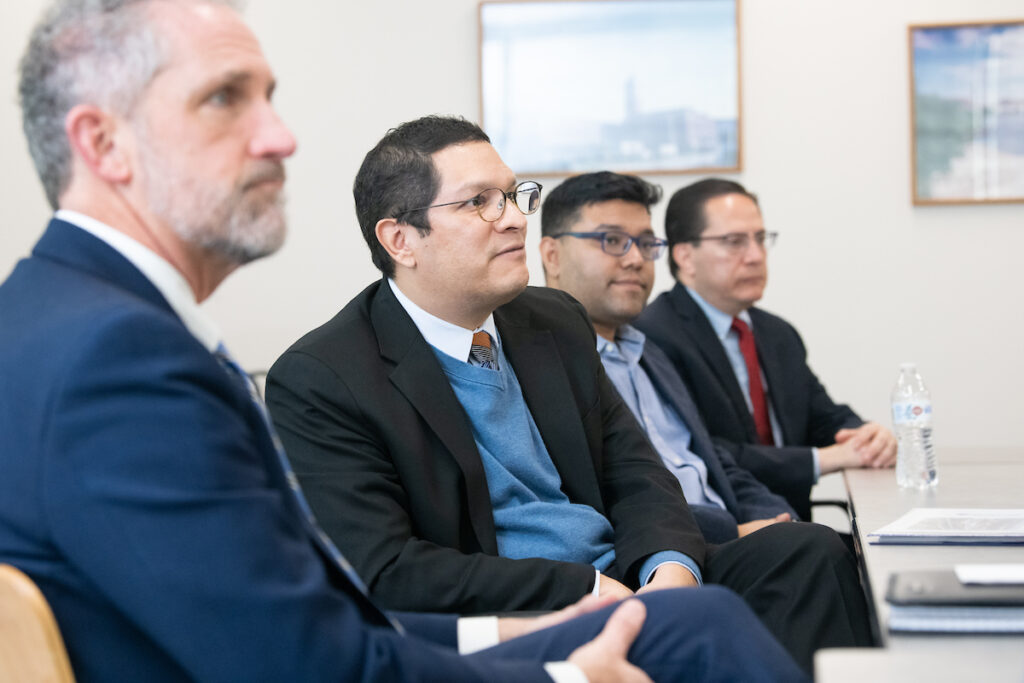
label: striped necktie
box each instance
[469,331,497,370]
[213,343,403,632]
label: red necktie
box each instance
[730,318,775,446]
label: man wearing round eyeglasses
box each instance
[635,179,897,521]
[265,117,812,681]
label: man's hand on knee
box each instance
[598,573,635,600]
[496,593,619,642]
[737,512,792,537]
[568,599,653,683]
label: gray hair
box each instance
[18,0,239,209]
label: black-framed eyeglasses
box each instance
[692,230,778,252]
[396,181,543,223]
[554,231,668,261]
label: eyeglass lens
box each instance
[601,233,666,260]
[478,182,542,221]
[704,231,777,250]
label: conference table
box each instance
[814,447,1024,682]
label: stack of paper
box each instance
[868,508,1024,545]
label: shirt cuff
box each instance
[638,550,703,586]
[459,619,589,683]
[456,615,500,654]
[544,662,589,683]
[811,447,821,483]
[590,568,601,597]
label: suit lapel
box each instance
[496,305,603,511]
[640,347,739,516]
[370,284,498,554]
[671,285,759,442]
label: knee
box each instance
[791,522,850,560]
[639,584,749,629]
[763,520,847,555]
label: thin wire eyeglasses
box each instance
[692,230,779,253]
[395,181,543,223]
[554,231,668,261]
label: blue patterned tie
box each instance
[214,343,403,633]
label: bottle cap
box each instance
[899,362,917,370]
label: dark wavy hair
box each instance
[353,115,491,277]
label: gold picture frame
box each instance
[909,19,1024,205]
[479,0,742,177]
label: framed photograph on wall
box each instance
[479,0,741,176]
[910,19,1024,205]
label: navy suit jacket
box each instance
[637,341,796,543]
[0,219,553,682]
[635,284,862,520]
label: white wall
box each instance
[2,0,1022,447]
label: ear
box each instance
[64,104,132,184]
[375,218,418,270]
[538,235,561,285]
[671,242,695,281]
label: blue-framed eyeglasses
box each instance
[554,231,668,260]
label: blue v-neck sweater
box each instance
[433,344,616,571]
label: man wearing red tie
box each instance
[635,179,896,520]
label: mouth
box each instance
[610,279,647,291]
[242,164,287,192]
[494,244,525,259]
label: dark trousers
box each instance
[474,585,808,683]
[706,522,874,675]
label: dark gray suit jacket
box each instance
[635,284,862,520]
[637,341,797,543]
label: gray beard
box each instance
[139,144,288,265]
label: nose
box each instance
[742,235,766,263]
[494,195,527,233]
[250,102,297,160]
[621,239,646,268]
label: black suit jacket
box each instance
[634,284,862,519]
[267,282,704,613]
[637,341,796,543]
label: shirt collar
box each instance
[596,323,646,366]
[387,278,499,362]
[687,287,751,342]
[55,209,222,352]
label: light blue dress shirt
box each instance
[598,326,726,511]
[688,290,821,481]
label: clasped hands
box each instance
[820,421,897,473]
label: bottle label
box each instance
[892,401,932,425]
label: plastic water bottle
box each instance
[891,363,937,489]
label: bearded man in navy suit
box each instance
[0,2,808,682]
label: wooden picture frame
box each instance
[909,19,1024,205]
[479,0,742,176]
